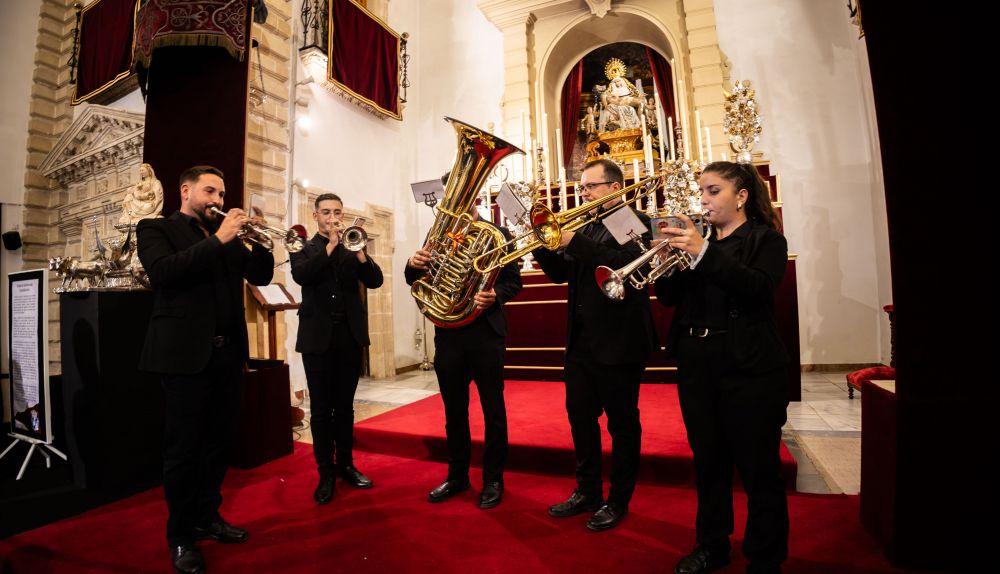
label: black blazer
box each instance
[654,221,789,374]
[532,208,659,366]
[291,233,384,353]
[404,222,522,338]
[137,212,274,375]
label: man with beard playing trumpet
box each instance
[137,165,274,574]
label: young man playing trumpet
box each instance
[137,165,274,574]
[292,193,384,505]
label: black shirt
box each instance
[177,212,241,336]
[680,219,752,330]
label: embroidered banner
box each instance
[328,0,401,120]
[135,0,249,68]
[72,0,138,104]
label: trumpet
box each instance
[334,218,368,252]
[208,207,305,252]
[595,213,711,300]
[472,175,663,273]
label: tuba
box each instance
[410,117,523,328]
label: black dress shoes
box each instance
[586,502,628,531]
[427,478,471,503]
[314,475,335,505]
[478,481,503,509]
[548,490,605,517]
[194,517,249,544]
[339,465,374,489]
[674,545,732,574]
[169,544,205,574]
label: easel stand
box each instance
[0,433,68,480]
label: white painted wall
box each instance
[0,0,42,395]
[714,0,891,365]
[286,0,505,381]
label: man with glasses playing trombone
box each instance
[531,158,659,532]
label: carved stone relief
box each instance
[40,105,145,261]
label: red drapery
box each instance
[73,0,137,104]
[646,47,675,125]
[559,60,583,169]
[134,0,249,68]
[329,0,401,120]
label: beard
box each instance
[193,204,221,231]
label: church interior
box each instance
[0,1,978,573]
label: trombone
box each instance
[208,207,305,252]
[472,175,664,273]
[595,213,711,300]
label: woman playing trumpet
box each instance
[654,161,789,574]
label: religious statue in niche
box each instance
[118,163,163,226]
[580,58,661,175]
[595,59,643,132]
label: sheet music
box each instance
[603,208,648,245]
[496,183,528,224]
[258,284,292,306]
[409,179,445,203]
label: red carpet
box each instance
[0,443,922,573]
[355,381,797,487]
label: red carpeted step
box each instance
[354,381,797,488]
[0,443,912,573]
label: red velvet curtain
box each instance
[329,0,401,120]
[559,60,583,168]
[646,47,675,124]
[73,0,137,104]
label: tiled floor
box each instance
[294,369,862,495]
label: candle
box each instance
[542,112,551,198]
[704,126,713,162]
[695,109,704,163]
[485,185,492,220]
[573,181,580,205]
[678,80,690,159]
[653,86,667,166]
[555,127,564,177]
[559,167,567,210]
[722,152,728,161]
[521,110,528,182]
[632,159,641,207]
[667,116,675,160]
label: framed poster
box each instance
[7,269,51,443]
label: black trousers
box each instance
[161,343,243,547]
[676,335,789,572]
[433,320,508,483]
[564,352,644,506]
[302,321,362,477]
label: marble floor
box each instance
[294,369,861,496]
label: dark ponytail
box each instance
[702,161,781,230]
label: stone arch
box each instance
[539,8,683,138]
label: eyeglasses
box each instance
[580,181,613,192]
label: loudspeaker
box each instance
[2,230,22,251]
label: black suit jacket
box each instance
[532,208,659,365]
[137,212,274,375]
[404,222,522,338]
[654,221,789,374]
[291,233,384,353]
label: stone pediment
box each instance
[39,105,145,186]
